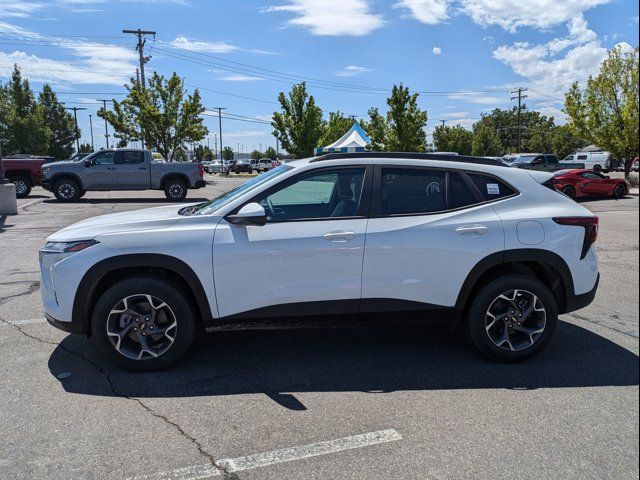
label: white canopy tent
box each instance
[314,122,371,155]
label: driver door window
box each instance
[257,168,366,222]
[93,151,116,165]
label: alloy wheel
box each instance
[14,179,28,195]
[106,294,177,360]
[485,289,546,352]
[168,184,184,199]
[58,183,75,199]
[615,184,626,197]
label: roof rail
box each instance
[310,151,507,167]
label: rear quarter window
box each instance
[467,173,516,201]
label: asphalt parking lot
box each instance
[0,177,638,480]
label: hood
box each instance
[47,204,192,242]
[43,160,80,169]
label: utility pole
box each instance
[439,120,446,127]
[214,133,218,159]
[65,106,87,153]
[123,28,156,148]
[214,107,225,161]
[510,87,528,152]
[89,114,95,151]
[97,99,112,148]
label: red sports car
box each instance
[552,169,630,199]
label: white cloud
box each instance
[333,65,373,77]
[442,111,469,118]
[218,74,264,82]
[447,118,476,130]
[263,0,385,36]
[447,92,507,105]
[394,0,449,25]
[492,16,629,96]
[0,1,44,18]
[168,36,238,54]
[432,46,442,55]
[0,23,137,86]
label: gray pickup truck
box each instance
[41,149,206,201]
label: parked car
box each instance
[1,156,52,197]
[632,158,639,172]
[204,160,222,174]
[231,159,253,174]
[552,169,630,199]
[511,154,559,171]
[562,151,610,172]
[40,149,206,201]
[255,158,275,172]
[40,152,599,370]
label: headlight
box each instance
[39,240,99,262]
[42,168,50,176]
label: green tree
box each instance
[385,84,427,151]
[39,84,77,159]
[78,142,93,153]
[318,111,352,146]
[98,72,208,161]
[203,145,214,161]
[565,45,639,176]
[1,65,49,155]
[433,125,473,155]
[550,124,587,160]
[471,122,503,156]
[361,107,387,151]
[250,149,263,160]
[272,82,324,158]
[222,146,234,160]
[264,146,277,160]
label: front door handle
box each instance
[455,225,488,236]
[322,230,356,242]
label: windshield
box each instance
[512,155,536,164]
[195,164,293,215]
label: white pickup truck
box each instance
[41,149,206,201]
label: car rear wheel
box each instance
[467,274,558,361]
[613,183,627,199]
[561,185,576,199]
[11,175,31,198]
[164,179,187,201]
[53,178,81,202]
[91,276,196,371]
[593,165,602,173]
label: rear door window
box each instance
[380,168,446,215]
[448,172,480,209]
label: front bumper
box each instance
[45,312,84,334]
[41,178,51,191]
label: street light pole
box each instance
[65,106,87,153]
[97,99,111,148]
[89,114,95,151]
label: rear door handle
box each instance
[322,230,356,242]
[455,225,488,236]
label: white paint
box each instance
[18,198,46,210]
[129,429,401,480]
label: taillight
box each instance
[553,216,599,259]
[197,163,204,178]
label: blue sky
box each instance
[1,0,638,153]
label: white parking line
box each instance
[130,429,402,480]
[0,318,46,326]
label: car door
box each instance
[580,171,609,195]
[362,167,505,310]
[212,165,372,320]
[545,155,559,171]
[115,151,150,189]
[530,155,547,171]
[82,150,117,189]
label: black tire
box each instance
[593,165,602,173]
[466,274,558,362]
[11,175,32,198]
[53,178,81,202]
[561,185,576,199]
[613,183,627,199]
[164,178,187,201]
[91,276,196,371]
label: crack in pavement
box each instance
[0,281,40,305]
[567,312,639,339]
[0,283,239,479]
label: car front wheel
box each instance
[467,274,558,361]
[91,276,196,371]
[53,178,81,202]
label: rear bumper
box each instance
[565,273,599,313]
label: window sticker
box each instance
[486,183,500,195]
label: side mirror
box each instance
[226,202,266,226]
[84,158,94,167]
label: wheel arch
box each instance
[5,170,34,186]
[455,249,575,315]
[72,253,213,336]
[50,172,84,189]
[161,173,190,189]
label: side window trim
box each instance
[234,164,373,223]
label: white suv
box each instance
[39,153,600,370]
